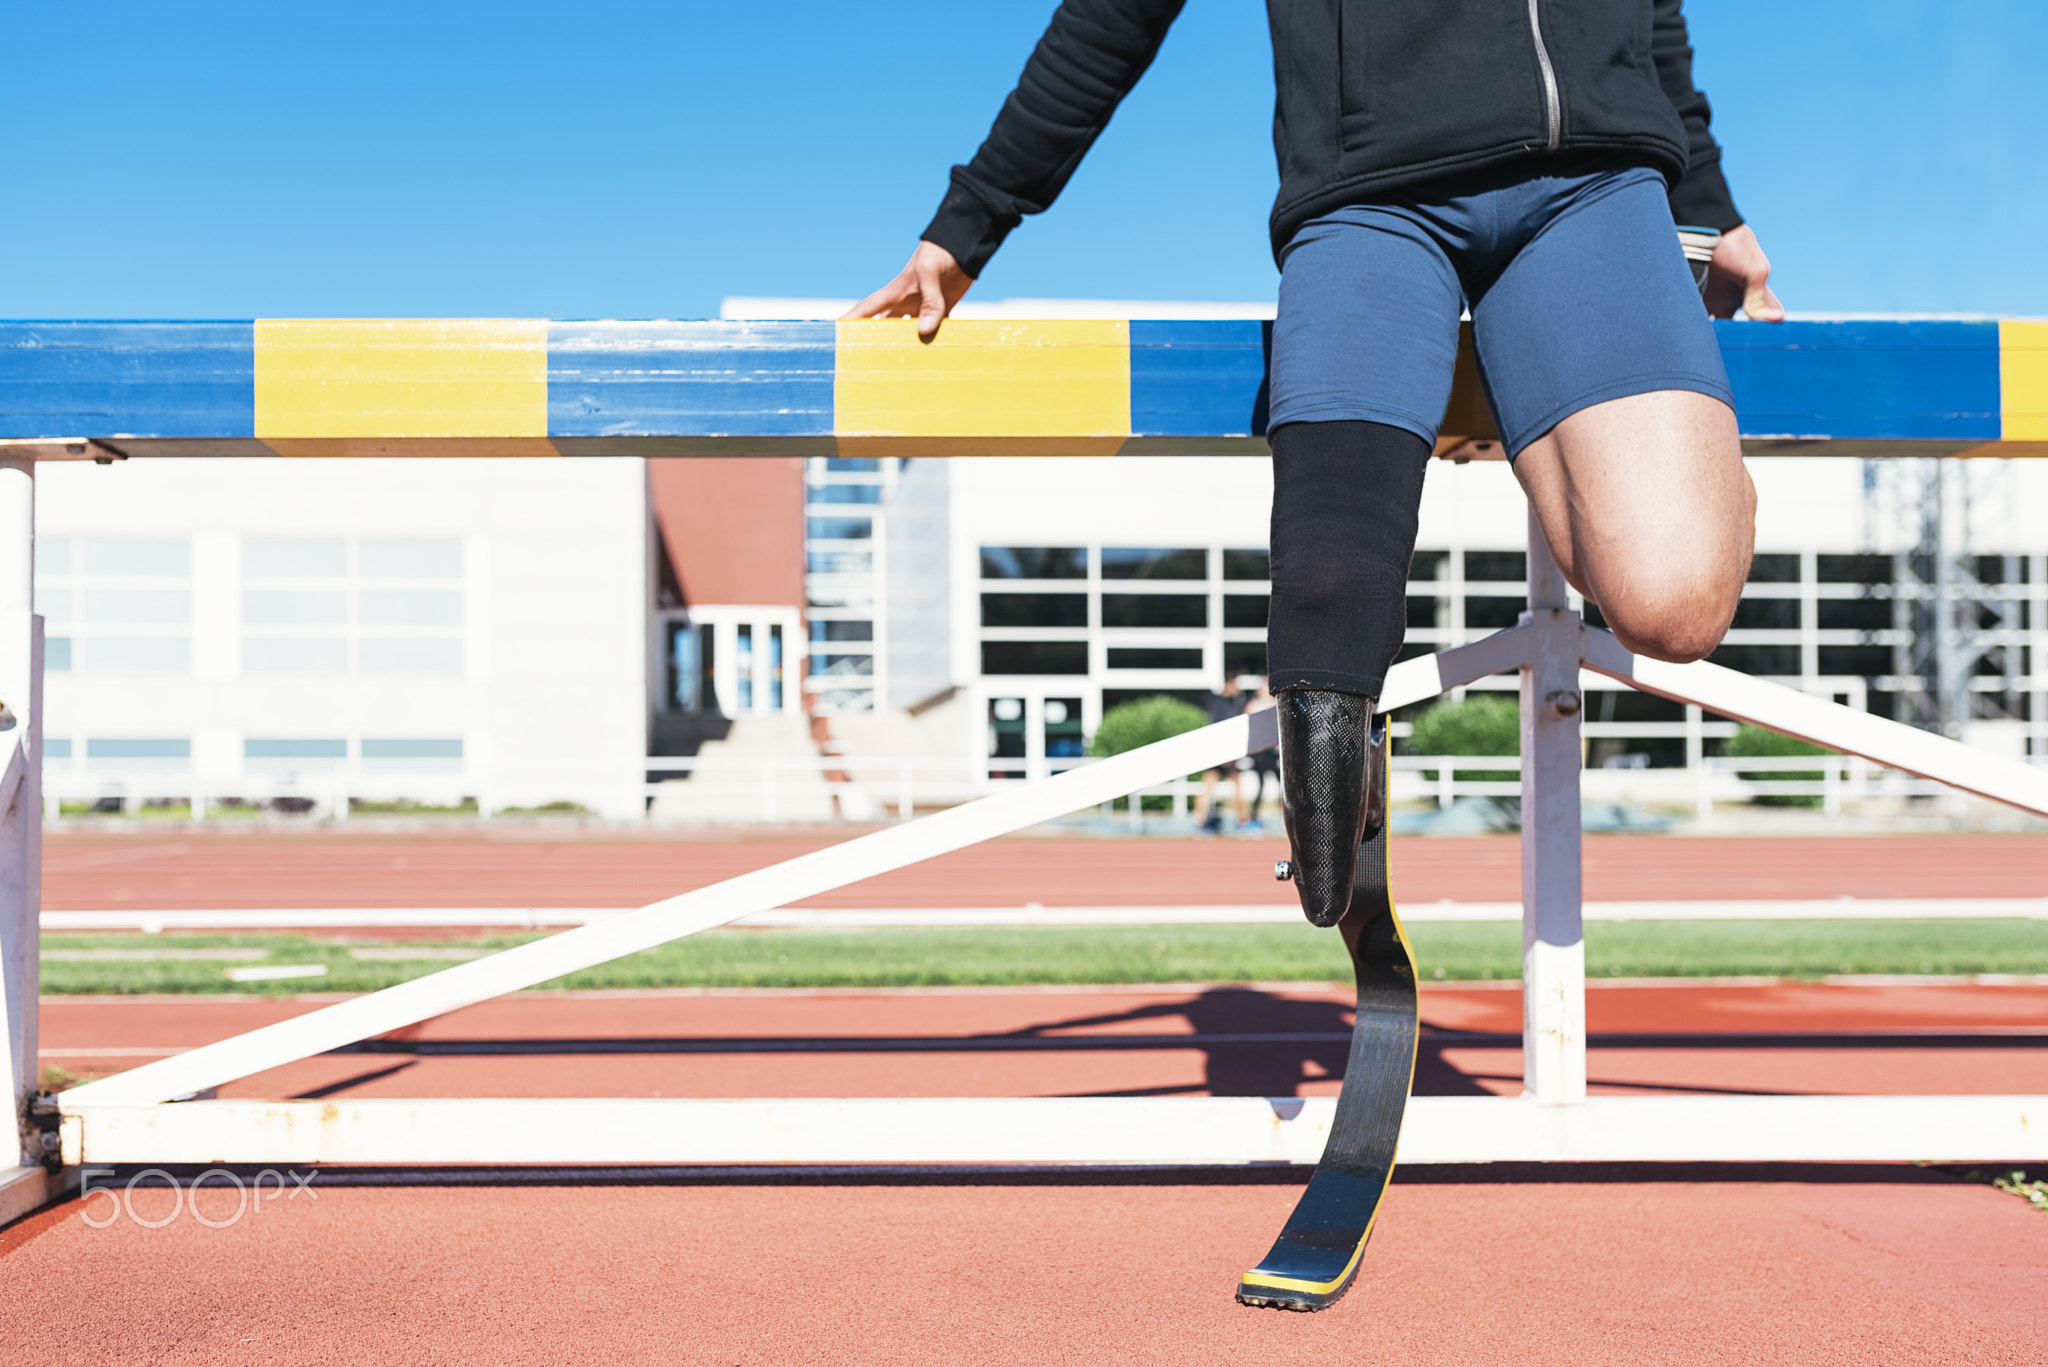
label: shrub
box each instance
[1088,695,1212,812]
[1723,724,1833,807]
[1404,694,1518,782]
[1088,695,1210,758]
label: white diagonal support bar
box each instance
[1379,622,1535,710]
[1582,629,2048,817]
[57,1095,2048,1168]
[59,707,1284,1108]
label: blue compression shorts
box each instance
[1266,162,1735,457]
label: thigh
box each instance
[1471,166,1732,457]
[1515,387,1754,661]
[1268,207,1465,443]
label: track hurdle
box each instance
[5,317,2048,1204]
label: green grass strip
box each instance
[35,918,2048,995]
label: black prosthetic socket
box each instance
[1277,689,1378,928]
[1266,420,1431,698]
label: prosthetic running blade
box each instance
[1238,725,1418,1312]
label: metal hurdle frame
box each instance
[5,318,2048,1217]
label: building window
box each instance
[807,516,874,541]
[363,738,463,772]
[241,536,463,676]
[981,593,1088,628]
[1222,549,1270,581]
[807,550,873,575]
[988,696,1026,779]
[245,539,346,578]
[86,738,189,769]
[1223,595,1269,628]
[1043,697,1085,760]
[360,539,462,579]
[811,620,873,643]
[245,639,349,673]
[981,641,1089,676]
[361,639,463,674]
[1464,551,1526,582]
[810,484,882,504]
[1101,547,1206,580]
[1101,593,1206,628]
[36,536,191,675]
[1107,647,1204,670]
[980,547,1086,580]
[245,738,347,772]
[1730,598,1799,630]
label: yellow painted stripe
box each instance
[254,319,549,440]
[2002,320,2048,441]
[834,319,1130,448]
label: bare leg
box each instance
[1514,389,1756,663]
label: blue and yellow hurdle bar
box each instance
[1,317,2044,457]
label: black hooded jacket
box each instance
[922,0,1742,279]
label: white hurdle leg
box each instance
[0,455,41,1165]
[1519,508,1587,1105]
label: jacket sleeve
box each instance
[1650,0,1743,232]
[920,0,1187,278]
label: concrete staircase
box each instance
[646,715,837,824]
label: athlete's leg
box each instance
[1514,389,1754,662]
[1468,164,1751,663]
[1267,203,1462,926]
[1267,419,1432,924]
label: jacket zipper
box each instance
[1525,0,1562,151]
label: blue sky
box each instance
[6,1,2043,318]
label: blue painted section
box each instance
[0,321,255,439]
[547,321,834,437]
[1129,319,1270,437]
[1717,320,2001,441]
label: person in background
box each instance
[1194,674,1249,833]
[1242,676,1280,833]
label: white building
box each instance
[36,457,650,818]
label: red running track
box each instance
[20,984,2048,1361]
[38,981,2048,1102]
[19,831,2048,1360]
[40,829,2048,911]
[6,1173,2046,1365]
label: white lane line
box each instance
[39,897,2048,931]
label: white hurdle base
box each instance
[59,1095,2048,1169]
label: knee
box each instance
[1600,565,1744,664]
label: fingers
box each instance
[844,243,970,332]
[842,268,919,321]
[1743,279,1786,323]
[914,256,949,337]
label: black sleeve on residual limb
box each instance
[1265,420,1433,700]
[1651,0,1744,232]
[919,0,1187,279]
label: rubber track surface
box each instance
[41,831,2048,911]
